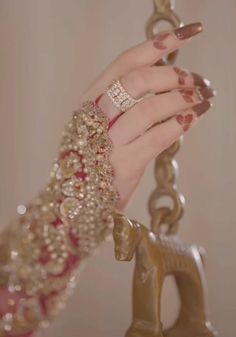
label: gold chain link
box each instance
[146,0,182,64]
[146,0,185,235]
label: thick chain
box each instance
[147,0,185,235]
[146,0,181,64]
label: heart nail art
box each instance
[180,89,195,103]
[174,67,189,85]
[176,113,194,132]
[153,32,171,50]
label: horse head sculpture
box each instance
[113,213,217,337]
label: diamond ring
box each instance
[106,79,144,112]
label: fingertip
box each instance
[193,100,211,117]
[174,22,203,40]
[192,72,211,88]
[197,87,216,100]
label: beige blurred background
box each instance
[0,0,235,336]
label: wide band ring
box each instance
[106,79,144,112]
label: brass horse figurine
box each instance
[113,213,217,337]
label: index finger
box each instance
[81,22,203,101]
[113,22,203,70]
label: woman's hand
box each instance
[80,22,215,210]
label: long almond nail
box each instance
[197,87,216,100]
[175,22,203,40]
[193,101,212,117]
[192,72,211,88]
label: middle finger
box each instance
[109,86,215,145]
[97,65,210,124]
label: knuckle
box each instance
[142,99,157,123]
[150,128,169,152]
[126,67,150,93]
[129,69,144,85]
[115,48,133,66]
[136,67,150,83]
[133,99,157,131]
[148,130,159,149]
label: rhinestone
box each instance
[58,258,65,264]
[41,205,48,212]
[16,204,26,215]
[113,88,120,96]
[58,229,66,236]
[62,178,81,197]
[8,285,15,293]
[4,313,13,321]
[78,193,84,200]
[7,299,15,306]
[10,250,18,259]
[77,139,86,147]
[4,324,12,332]
[15,285,22,292]
[60,197,81,219]
[39,320,50,328]
[76,124,88,137]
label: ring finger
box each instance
[126,100,212,168]
[109,86,215,146]
[97,65,210,125]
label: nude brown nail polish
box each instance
[193,101,212,117]
[174,22,203,40]
[198,87,216,100]
[192,72,211,88]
